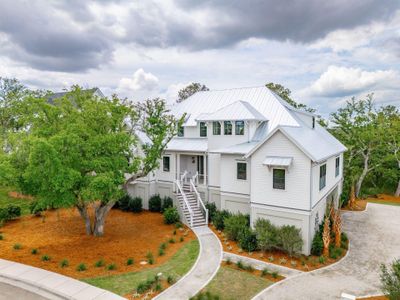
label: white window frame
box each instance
[236,162,247,180]
[319,164,326,190]
[163,156,170,172]
[273,168,286,190]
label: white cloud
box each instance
[160,81,192,104]
[117,68,159,92]
[304,65,399,97]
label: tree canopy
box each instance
[0,83,182,236]
[177,82,209,102]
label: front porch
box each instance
[177,153,207,186]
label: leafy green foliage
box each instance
[126,258,134,265]
[106,263,117,270]
[224,213,249,241]
[76,263,87,272]
[163,207,180,224]
[95,259,105,267]
[0,204,21,223]
[238,227,258,252]
[380,259,400,300]
[177,83,209,103]
[212,210,231,231]
[276,225,303,257]
[311,230,324,256]
[162,196,173,212]
[149,194,162,212]
[60,259,69,268]
[205,202,217,222]
[254,219,278,252]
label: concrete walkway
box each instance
[223,252,303,278]
[0,259,124,300]
[155,226,222,300]
[253,203,400,300]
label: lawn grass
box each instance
[0,186,32,215]
[83,239,199,296]
[200,266,273,300]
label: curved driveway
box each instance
[253,203,400,300]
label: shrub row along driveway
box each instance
[253,203,400,300]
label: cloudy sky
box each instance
[0,0,399,116]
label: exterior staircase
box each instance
[176,183,207,228]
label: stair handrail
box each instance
[175,179,193,227]
[189,178,208,225]
[192,171,199,186]
[180,170,188,184]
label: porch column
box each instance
[203,154,207,186]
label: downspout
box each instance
[308,160,314,255]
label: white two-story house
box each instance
[128,86,346,255]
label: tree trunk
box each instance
[356,152,370,197]
[395,180,400,197]
[76,204,92,235]
[93,201,116,237]
[322,216,330,257]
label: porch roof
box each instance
[210,141,258,155]
[166,138,208,152]
[262,156,293,167]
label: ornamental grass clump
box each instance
[60,259,69,268]
[126,258,134,265]
[95,259,105,267]
[76,263,87,272]
[107,263,117,270]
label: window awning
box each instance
[263,156,293,168]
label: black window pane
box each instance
[213,121,221,135]
[335,157,340,177]
[319,164,326,190]
[273,169,285,189]
[235,121,244,135]
[237,162,247,180]
[224,121,232,135]
[177,126,184,137]
[163,156,170,172]
[200,122,207,137]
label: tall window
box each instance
[199,122,207,137]
[224,121,232,135]
[163,156,170,172]
[235,121,244,135]
[177,125,184,137]
[319,164,326,190]
[273,169,285,189]
[237,162,247,180]
[213,121,221,135]
[335,157,340,177]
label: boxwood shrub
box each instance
[149,194,162,212]
[162,196,173,212]
[163,207,180,224]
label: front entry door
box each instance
[197,155,204,176]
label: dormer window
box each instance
[213,121,221,135]
[312,117,315,129]
[199,122,207,137]
[224,121,232,135]
[235,121,244,135]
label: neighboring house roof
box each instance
[263,156,293,167]
[196,100,267,122]
[170,86,299,128]
[47,88,104,104]
[210,141,259,155]
[166,138,208,152]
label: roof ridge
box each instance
[197,85,267,93]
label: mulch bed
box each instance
[210,225,347,272]
[368,194,400,205]
[341,199,367,211]
[357,296,388,300]
[0,208,195,279]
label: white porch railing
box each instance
[180,170,188,184]
[190,177,208,225]
[174,179,193,227]
[192,171,199,186]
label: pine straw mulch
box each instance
[367,194,400,205]
[357,296,388,300]
[210,225,348,272]
[0,208,195,279]
[341,199,367,211]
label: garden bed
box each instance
[341,199,367,211]
[210,225,348,272]
[0,207,195,279]
[367,194,400,206]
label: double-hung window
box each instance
[213,121,221,135]
[199,122,207,137]
[237,162,247,180]
[335,157,340,177]
[319,164,326,190]
[235,121,244,135]
[163,156,170,172]
[177,125,184,137]
[224,121,232,135]
[273,169,285,189]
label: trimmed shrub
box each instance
[163,207,180,224]
[117,194,131,211]
[311,230,324,256]
[29,201,44,216]
[380,259,400,300]
[149,195,162,212]
[130,197,143,213]
[205,202,217,222]
[126,258,134,265]
[211,210,231,230]
[329,247,343,259]
[162,196,173,212]
[238,227,258,252]
[276,225,303,257]
[224,213,249,241]
[0,205,21,222]
[254,219,278,252]
[31,248,38,255]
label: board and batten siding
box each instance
[311,153,343,208]
[251,131,311,211]
[208,153,221,187]
[220,154,250,195]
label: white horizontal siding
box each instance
[251,131,311,211]
[220,154,250,195]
